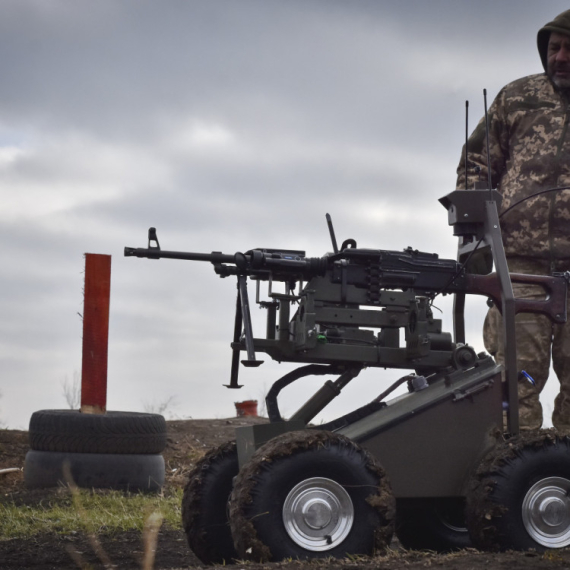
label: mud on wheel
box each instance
[466,429,570,551]
[229,430,395,562]
[182,440,239,565]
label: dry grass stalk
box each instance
[62,461,117,569]
[142,511,164,570]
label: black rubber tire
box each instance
[396,498,471,552]
[229,430,395,562]
[466,429,570,551]
[182,440,239,565]
[24,449,164,492]
[29,410,167,454]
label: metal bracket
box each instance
[452,379,494,402]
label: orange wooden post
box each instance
[80,254,111,414]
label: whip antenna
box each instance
[483,89,493,194]
[465,100,469,191]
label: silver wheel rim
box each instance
[522,476,570,548]
[282,477,354,551]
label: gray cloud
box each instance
[0,0,567,428]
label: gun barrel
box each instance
[124,247,236,264]
[124,245,329,281]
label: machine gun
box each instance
[125,189,568,430]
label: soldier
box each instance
[456,9,570,430]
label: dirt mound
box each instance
[163,417,268,488]
[0,428,27,492]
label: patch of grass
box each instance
[0,487,183,540]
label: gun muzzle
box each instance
[124,246,160,259]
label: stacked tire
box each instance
[24,410,167,492]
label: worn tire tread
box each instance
[182,440,238,565]
[229,429,395,562]
[466,428,570,551]
[29,410,167,454]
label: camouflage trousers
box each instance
[483,257,570,431]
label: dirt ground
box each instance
[2,418,570,569]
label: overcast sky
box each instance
[1,0,568,429]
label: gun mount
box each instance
[125,189,568,432]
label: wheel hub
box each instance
[303,498,333,529]
[522,476,570,547]
[540,497,567,526]
[282,477,354,551]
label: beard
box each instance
[548,63,570,90]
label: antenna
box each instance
[483,89,493,194]
[465,100,469,191]
[325,213,339,254]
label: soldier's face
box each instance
[547,32,570,89]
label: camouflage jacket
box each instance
[456,74,570,268]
